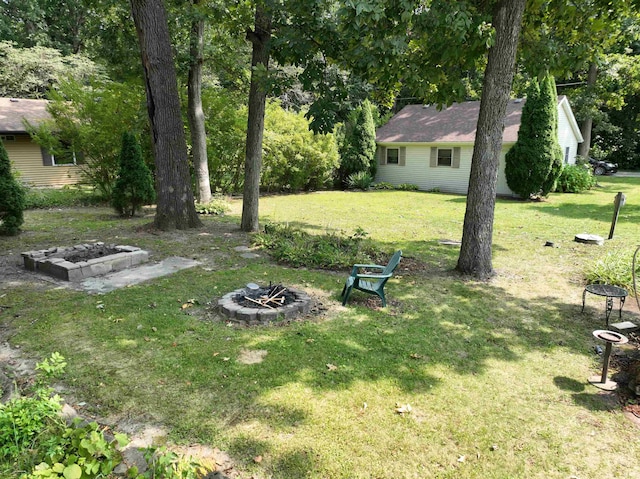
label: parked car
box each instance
[588,157,618,175]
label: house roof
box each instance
[376,95,581,144]
[0,97,51,134]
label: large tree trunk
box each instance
[456,0,526,279]
[577,62,598,158]
[130,0,201,230]
[240,5,271,232]
[187,0,212,204]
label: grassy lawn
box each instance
[2,177,640,478]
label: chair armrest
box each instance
[355,273,393,280]
[351,264,385,275]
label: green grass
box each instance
[2,177,640,478]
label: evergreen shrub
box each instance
[505,76,563,198]
[111,132,155,217]
[336,100,377,188]
[0,140,25,235]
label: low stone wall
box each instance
[218,287,311,325]
[22,243,149,281]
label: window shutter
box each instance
[378,146,387,165]
[429,147,437,167]
[75,151,85,165]
[399,147,406,166]
[452,147,461,168]
[41,147,53,166]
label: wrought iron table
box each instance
[582,284,628,325]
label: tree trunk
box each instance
[130,0,201,230]
[187,0,212,204]
[456,0,526,279]
[577,62,598,158]
[240,5,271,233]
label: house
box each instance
[375,96,584,196]
[0,97,82,187]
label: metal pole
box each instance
[608,192,625,240]
[600,342,613,383]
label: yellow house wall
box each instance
[3,134,82,187]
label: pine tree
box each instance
[112,132,156,217]
[336,100,377,187]
[505,75,562,198]
[0,140,25,236]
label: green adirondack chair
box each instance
[341,250,402,307]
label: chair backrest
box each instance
[383,250,402,276]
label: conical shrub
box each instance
[0,140,25,235]
[112,132,155,216]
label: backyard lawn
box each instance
[1,176,640,478]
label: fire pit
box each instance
[218,283,312,325]
[22,243,149,281]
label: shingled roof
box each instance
[0,97,51,134]
[376,97,569,144]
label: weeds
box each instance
[253,223,381,269]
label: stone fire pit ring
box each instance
[218,286,312,325]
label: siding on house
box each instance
[557,97,581,165]
[377,143,515,196]
[3,134,82,187]
[1,97,83,187]
[375,96,584,196]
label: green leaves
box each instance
[62,464,82,479]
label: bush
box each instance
[194,195,231,215]
[372,182,395,190]
[112,132,156,217]
[397,183,419,191]
[254,223,382,270]
[347,171,373,190]
[506,76,563,198]
[336,100,377,188]
[585,250,635,292]
[26,78,149,200]
[0,140,25,235]
[23,186,106,209]
[261,102,339,192]
[556,164,596,193]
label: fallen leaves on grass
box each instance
[395,403,412,414]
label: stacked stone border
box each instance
[218,287,312,325]
[22,243,149,281]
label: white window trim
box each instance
[52,150,78,166]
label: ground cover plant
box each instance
[1,176,640,478]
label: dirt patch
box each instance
[237,349,268,365]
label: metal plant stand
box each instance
[582,284,628,325]
[589,330,628,391]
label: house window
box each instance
[437,148,452,167]
[0,135,16,142]
[386,148,399,164]
[52,142,83,166]
[52,150,77,166]
[564,147,570,164]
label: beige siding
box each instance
[3,135,82,187]
[376,143,516,196]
